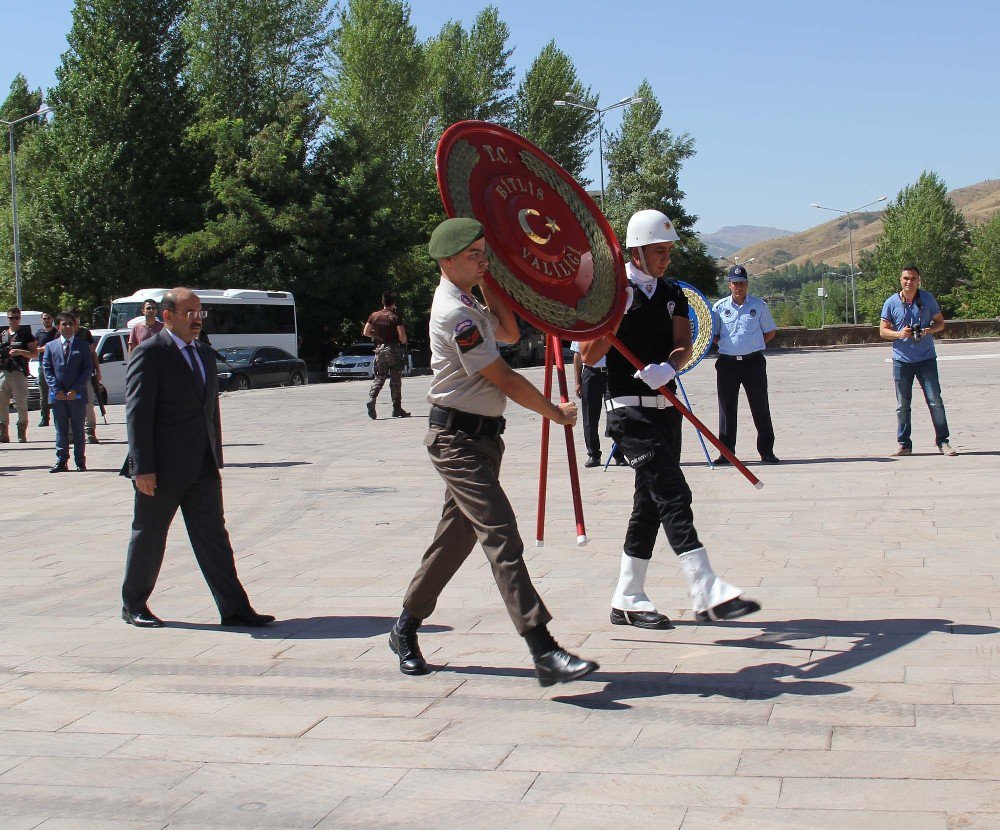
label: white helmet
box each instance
[626,209,680,248]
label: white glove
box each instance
[634,362,676,390]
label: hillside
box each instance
[698,225,793,259]
[732,179,1000,272]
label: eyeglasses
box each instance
[9,315,20,320]
[182,310,208,319]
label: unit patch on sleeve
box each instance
[454,319,484,353]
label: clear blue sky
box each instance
[5,0,996,233]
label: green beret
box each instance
[428,217,485,260]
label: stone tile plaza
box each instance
[2,339,999,829]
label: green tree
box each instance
[25,0,195,309]
[604,81,719,297]
[856,171,969,322]
[1,75,44,152]
[424,7,515,129]
[182,0,331,133]
[512,41,595,180]
[955,213,1000,317]
[0,75,46,304]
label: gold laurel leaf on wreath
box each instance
[680,286,714,374]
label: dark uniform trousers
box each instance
[580,365,606,458]
[607,406,702,561]
[369,344,405,406]
[122,450,251,616]
[403,426,551,635]
[715,352,775,456]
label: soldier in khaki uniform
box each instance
[363,290,410,419]
[389,217,599,687]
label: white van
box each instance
[29,328,131,406]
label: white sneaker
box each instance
[939,442,957,456]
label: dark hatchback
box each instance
[215,346,308,391]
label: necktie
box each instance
[184,344,205,397]
[62,340,70,360]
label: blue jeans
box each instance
[892,358,950,449]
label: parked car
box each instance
[215,345,307,391]
[327,342,414,381]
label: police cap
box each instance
[429,218,485,260]
[727,265,748,282]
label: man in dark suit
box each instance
[120,287,274,629]
[41,311,92,473]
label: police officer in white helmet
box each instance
[581,210,761,628]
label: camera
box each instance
[911,323,923,340]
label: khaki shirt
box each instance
[426,277,506,417]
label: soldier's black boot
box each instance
[524,624,599,687]
[389,611,429,675]
[0,424,9,443]
[366,400,376,420]
[392,405,411,418]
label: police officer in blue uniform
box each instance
[712,265,779,465]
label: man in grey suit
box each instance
[41,311,93,473]
[120,287,274,629]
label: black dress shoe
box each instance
[713,455,731,466]
[584,455,601,468]
[392,408,411,418]
[122,606,165,628]
[695,597,762,623]
[49,463,69,473]
[38,417,50,427]
[366,401,376,420]
[610,608,674,630]
[389,618,430,675]
[534,648,599,687]
[76,462,87,472]
[220,609,276,627]
[760,453,780,464]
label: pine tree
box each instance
[604,81,720,297]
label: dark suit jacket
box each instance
[41,336,93,401]
[121,329,223,487]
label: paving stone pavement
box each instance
[2,339,999,829]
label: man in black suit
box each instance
[120,287,274,629]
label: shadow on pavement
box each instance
[437,617,998,710]
[166,615,451,639]
[225,461,311,468]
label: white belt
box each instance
[606,395,673,410]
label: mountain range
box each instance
[728,179,1000,272]
[698,225,794,259]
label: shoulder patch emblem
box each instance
[455,321,484,353]
[750,308,758,317]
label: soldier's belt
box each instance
[606,395,674,410]
[429,405,506,438]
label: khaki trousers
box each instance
[0,370,28,428]
[403,426,551,635]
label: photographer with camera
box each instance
[879,265,955,457]
[1,307,39,443]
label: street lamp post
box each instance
[2,105,52,309]
[826,271,857,324]
[810,195,887,324]
[553,93,644,210]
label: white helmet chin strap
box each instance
[636,248,652,278]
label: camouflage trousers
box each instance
[369,344,405,406]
